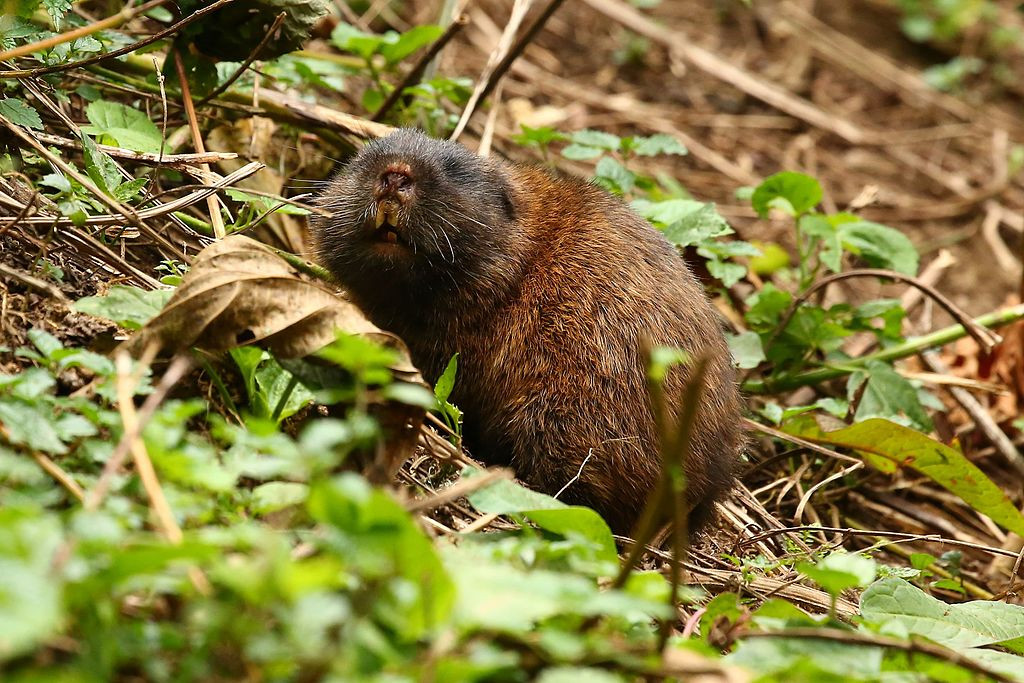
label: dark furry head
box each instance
[313,129,524,332]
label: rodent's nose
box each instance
[380,170,413,194]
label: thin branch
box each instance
[0,0,169,63]
[765,268,1001,358]
[0,0,239,78]
[30,131,239,168]
[742,304,1024,394]
[371,13,470,121]
[173,49,227,239]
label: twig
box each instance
[738,525,1024,560]
[33,452,85,502]
[742,628,1015,683]
[765,269,1001,359]
[405,467,512,513]
[0,262,67,301]
[0,0,238,78]
[173,50,227,239]
[371,13,470,121]
[451,0,535,140]
[196,12,287,106]
[463,0,567,130]
[113,352,182,542]
[86,354,193,511]
[0,0,169,63]
[742,304,1024,394]
[742,418,862,464]
[30,131,238,168]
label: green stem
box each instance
[270,375,300,422]
[273,248,333,281]
[742,304,1024,394]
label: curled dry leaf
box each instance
[129,235,426,482]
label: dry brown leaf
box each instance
[129,235,427,482]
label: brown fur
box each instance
[313,129,742,535]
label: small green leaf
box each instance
[631,133,687,156]
[561,144,603,160]
[726,331,765,369]
[113,177,148,203]
[80,100,163,154]
[74,285,173,330]
[837,219,919,275]
[594,156,635,194]
[569,129,621,150]
[434,353,458,403]
[751,171,823,218]
[799,552,876,596]
[848,360,933,432]
[380,25,443,64]
[0,97,43,130]
[81,134,122,194]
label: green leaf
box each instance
[38,172,71,194]
[0,509,63,660]
[81,133,121,195]
[466,473,617,565]
[861,578,1024,650]
[42,0,71,29]
[837,219,919,275]
[113,177,148,203]
[80,100,163,154]
[561,144,603,160]
[0,97,43,130]
[798,552,876,596]
[570,129,621,150]
[74,285,173,330]
[594,156,635,194]
[751,171,823,218]
[784,417,1024,536]
[380,25,443,64]
[848,360,933,432]
[434,353,459,404]
[799,214,842,272]
[251,482,309,514]
[630,133,687,156]
[726,331,765,369]
[330,23,382,59]
[0,401,66,454]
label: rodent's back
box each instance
[313,129,742,534]
[457,164,741,531]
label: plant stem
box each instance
[742,303,1024,394]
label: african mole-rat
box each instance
[313,128,742,535]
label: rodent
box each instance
[312,128,742,535]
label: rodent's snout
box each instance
[373,163,415,201]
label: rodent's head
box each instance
[313,129,523,326]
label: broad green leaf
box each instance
[798,552,876,596]
[0,97,42,130]
[594,156,635,194]
[848,360,933,432]
[726,331,765,369]
[74,285,173,330]
[561,144,603,160]
[861,578,1024,650]
[0,400,67,454]
[837,219,919,275]
[536,668,626,683]
[748,241,790,275]
[81,133,121,194]
[785,417,1024,536]
[251,482,309,514]
[113,177,148,203]
[630,133,687,156]
[799,214,842,272]
[380,24,443,64]
[751,171,823,218]
[80,100,163,154]
[0,509,63,660]
[434,353,459,403]
[570,129,621,150]
[466,474,617,564]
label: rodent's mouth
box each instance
[370,200,407,246]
